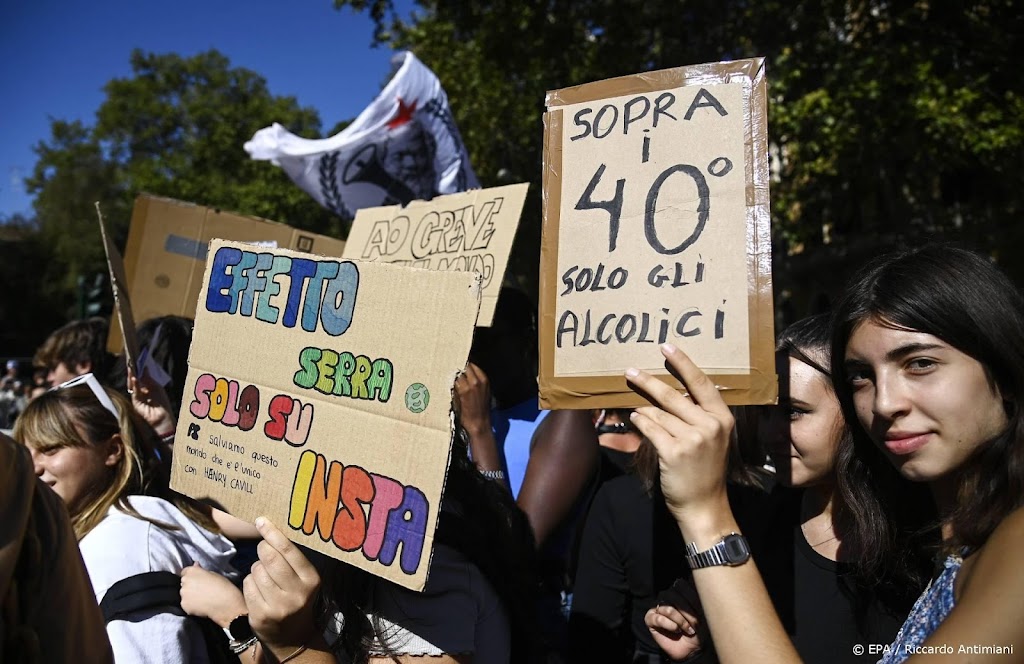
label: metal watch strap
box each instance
[685,533,749,569]
[685,541,728,568]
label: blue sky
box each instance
[0,0,414,218]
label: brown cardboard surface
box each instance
[96,202,139,385]
[169,239,480,591]
[108,195,347,354]
[539,59,776,409]
[342,184,528,326]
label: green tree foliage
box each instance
[768,1,1024,257]
[335,0,1024,298]
[25,119,123,295]
[93,50,339,232]
[25,49,343,304]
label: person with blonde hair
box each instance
[14,373,237,663]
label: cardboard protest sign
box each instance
[108,195,347,354]
[342,184,528,326]
[96,202,140,381]
[169,239,481,591]
[539,58,776,409]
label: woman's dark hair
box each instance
[108,316,194,414]
[321,423,542,663]
[831,244,1024,585]
[778,313,832,375]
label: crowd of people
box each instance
[2,243,1023,663]
[0,360,47,429]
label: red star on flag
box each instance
[387,98,418,130]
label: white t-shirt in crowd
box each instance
[79,495,237,664]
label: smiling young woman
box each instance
[830,245,1024,662]
[624,244,1024,664]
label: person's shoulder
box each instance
[124,496,236,574]
[83,500,151,540]
[122,495,186,521]
[421,542,479,592]
[976,504,1024,562]
[958,505,1024,600]
[84,497,184,547]
[994,503,1024,535]
[79,504,161,599]
[371,543,504,641]
[82,496,235,597]
[375,543,499,613]
[923,507,1024,648]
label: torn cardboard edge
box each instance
[96,202,140,385]
[538,58,777,408]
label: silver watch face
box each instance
[723,534,751,563]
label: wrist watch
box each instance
[685,533,751,569]
[228,614,258,654]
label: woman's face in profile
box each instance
[26,418,119,515]
[764,356,843,488]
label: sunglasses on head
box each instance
[50,372,120,420]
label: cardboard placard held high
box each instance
[170,239,481,591]
[108,195,347,354]
[539,59,776,408]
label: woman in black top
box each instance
[646,314,917,663]
[569,407,778,663]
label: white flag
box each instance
[244,52,478,221]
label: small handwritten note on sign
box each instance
[170,239,481,591]
[343,184,529,326]
[539,59,776,409]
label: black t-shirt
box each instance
[568,477,910,664]
[568,474,787,663]
[783,503,909,663]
